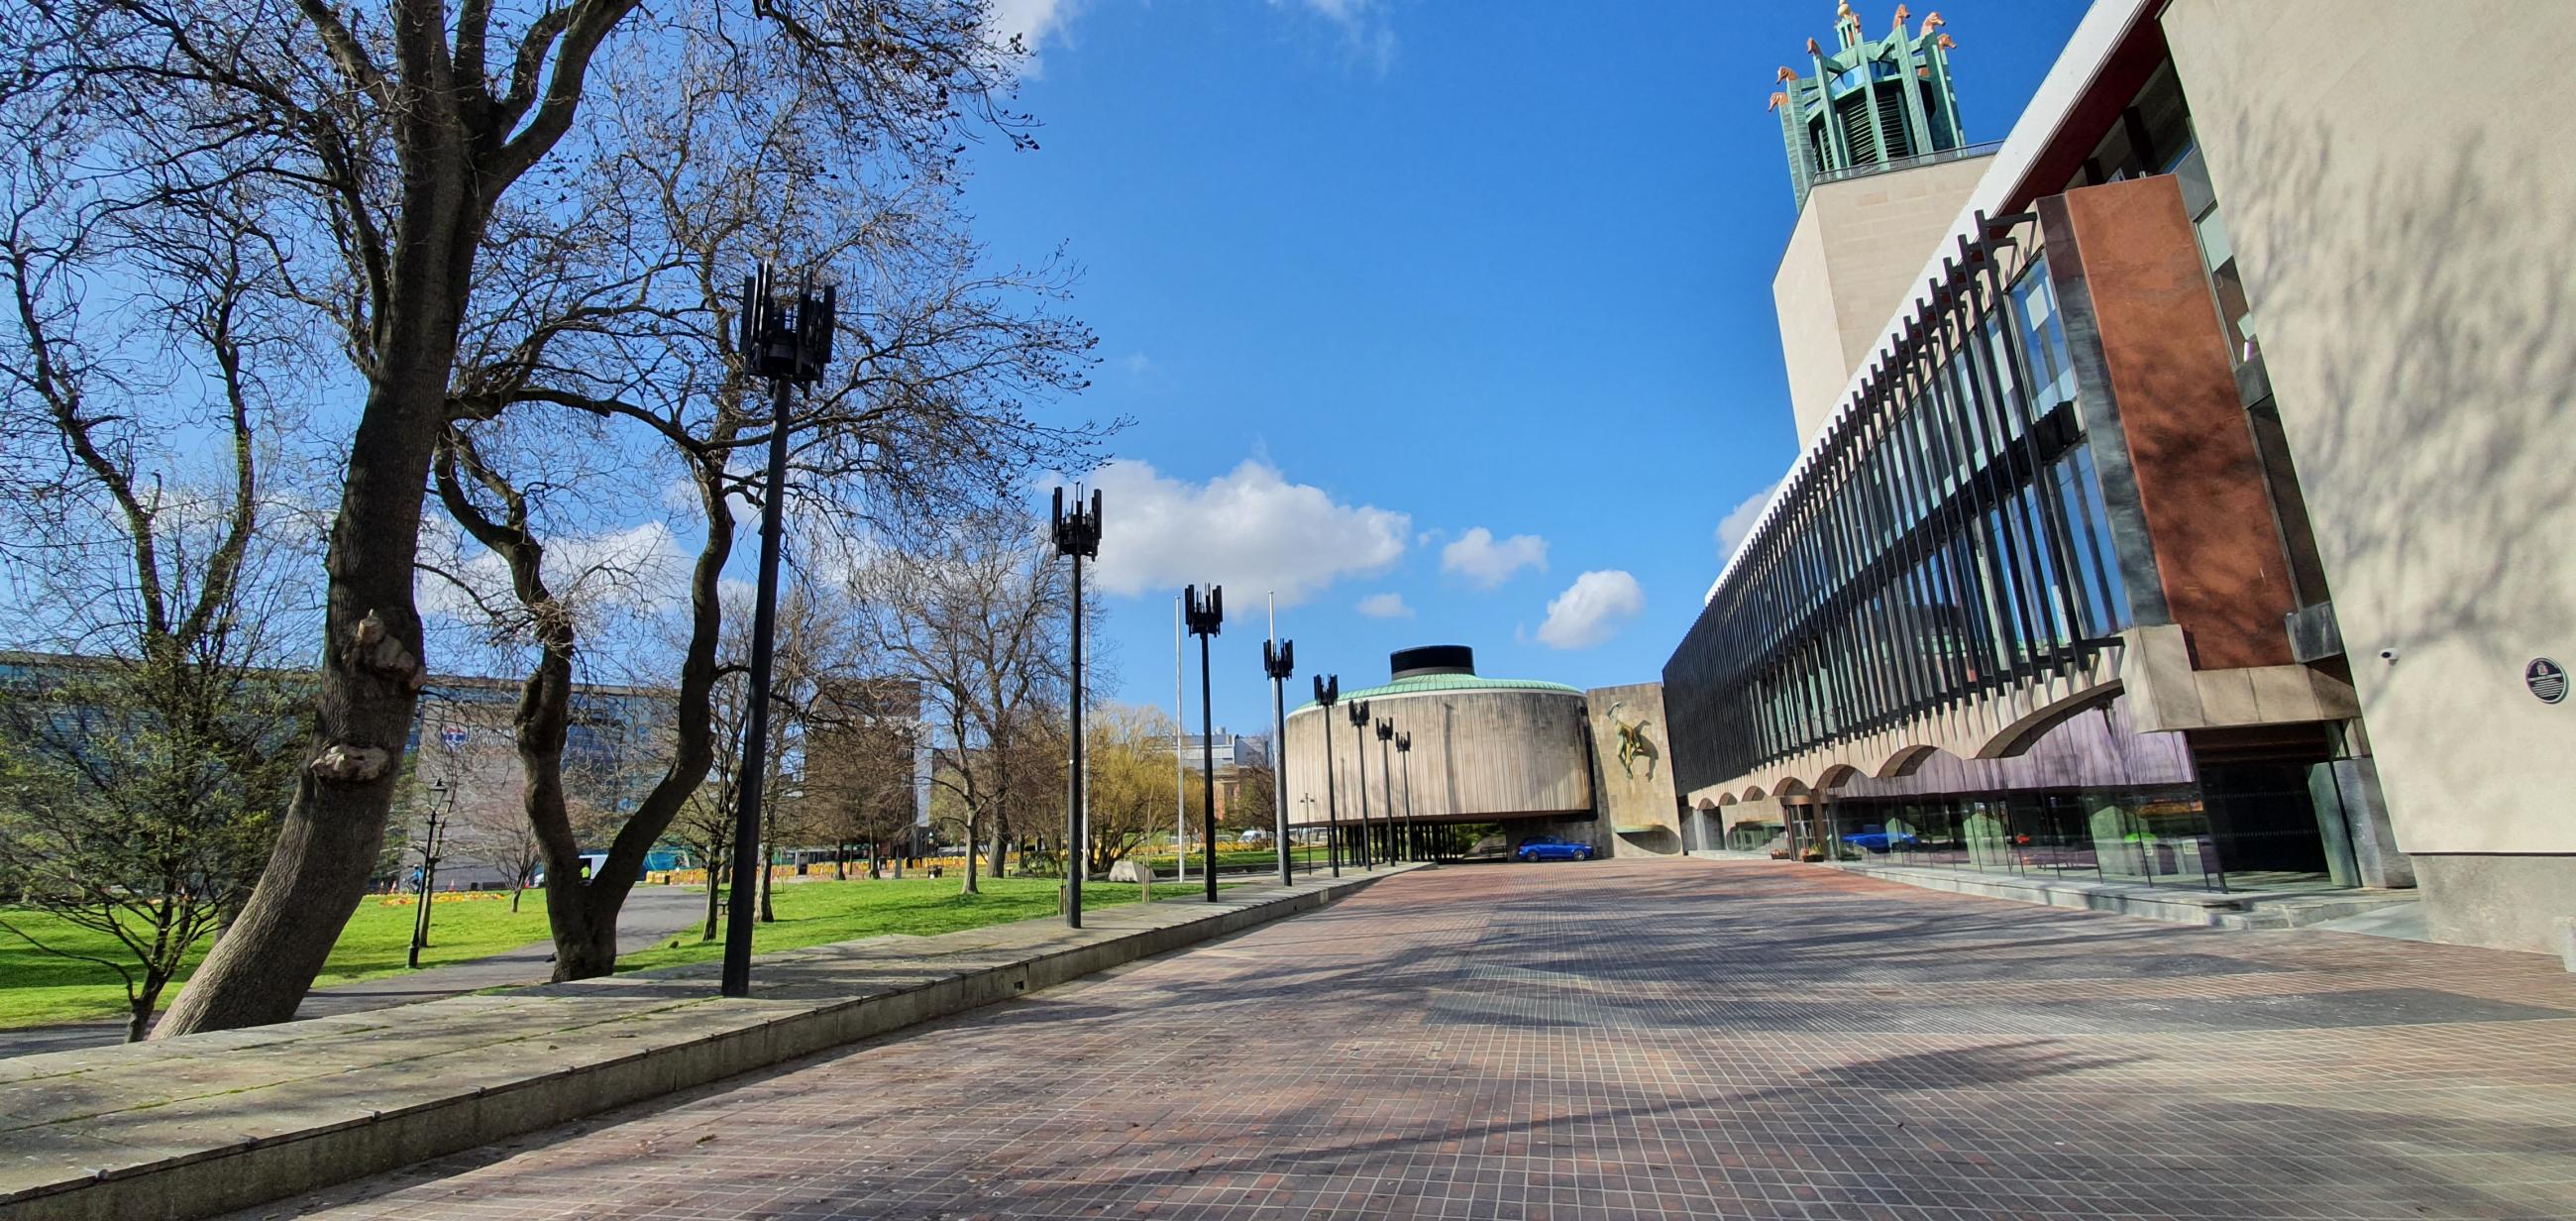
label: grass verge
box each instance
[613,875,1235,973]
[0,891,553,1030]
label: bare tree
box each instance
[669,731,740,944]
[6,0,1054,1034]
[805,706,919,879]
[855,513,1070,896]
[0,110,318,1040]
[417,37,1101,973]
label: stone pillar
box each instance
[2312,756,2414,889]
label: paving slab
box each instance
[211,858,2576,1221]
[0,865,1417,1221]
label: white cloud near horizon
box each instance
[1355,591,1412,618]
[1441,527,1548,590]
[1084,458,1408,606]
[1713,483,1776,561]
[1536,570,1645,650]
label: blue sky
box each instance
[966,0,2091,735]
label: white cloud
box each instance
[1441,527,1548,590]
[419,519,691,624]
[1536,570,1645,650]
[1355,592,1412,618]
[1712,483,1777,561]
[1083,458,1408,606]
[1118,351,1158,377]
[1267,0,1397,72]
[988,0,1084,73]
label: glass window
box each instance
[2008,260,2079,421]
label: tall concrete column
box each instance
[2310,755,2414,889]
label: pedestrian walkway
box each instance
[0,866,1413,1221]
[230,859,2576,1221]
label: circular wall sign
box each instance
[2528,657,2568,705]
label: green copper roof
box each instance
[1291,672,1582,715]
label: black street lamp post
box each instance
[407,778,454,970]
[723,263,834,1000]
[1184,585,1224,901]
[1374,718,1396,864]
[1346,700,1373,869]
[1053,486,1102,928]
[1313,675,1342,878]
[1395,730,1415,860]
[1261,638,1294,887]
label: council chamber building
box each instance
[1663,1,2573,955]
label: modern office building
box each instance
[1664,1,2574,955]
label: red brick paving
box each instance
[231,861,2576,1220]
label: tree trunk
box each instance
[700,860,723,942]
[959,809,981,896]
[152,144,489,1035]
[758,842,777,922]
[509,884,523,914]
[156,382,451,1035]
[126,983,161,1043]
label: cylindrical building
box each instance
[1284,646,1594,842]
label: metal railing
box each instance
[1807,139,2003,191]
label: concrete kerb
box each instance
[0,864,1426,1221]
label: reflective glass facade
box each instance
[1666,221,2131,792]
[1668,46,2366,897]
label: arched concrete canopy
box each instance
[1974,682,2123,759]
[1875,744,1940,778]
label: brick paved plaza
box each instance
[236,861,2576,1220]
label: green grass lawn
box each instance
[612,875,1232,973]
[1134,846,1325,872]
[0,891,555,1030]
[1,874,1247,1030]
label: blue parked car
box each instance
[1840,825,1923,853]
[1513,834,1596,863]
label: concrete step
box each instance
[1825,860,2420,935]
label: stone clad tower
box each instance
[1771,2,1967,207]
[1766,2,1989,444]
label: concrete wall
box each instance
[1283,688,1592,829]
[2163,0,2576,948]
[1772,154,1992,445]
[1583,683,1681,857]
